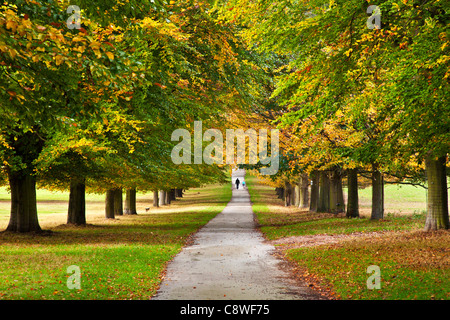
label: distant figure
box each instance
[235,178,240,189]
[242,181,246,188]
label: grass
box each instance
[246,174,450,300]
[0,183,232,300]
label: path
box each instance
[153,170,321,300]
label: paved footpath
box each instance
[153,170,322,300]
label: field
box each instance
[246,175,450,300]
[0,183,231,299]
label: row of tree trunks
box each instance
[6,155,448,232]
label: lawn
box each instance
[0,183,232,299]
[246,174,449,300]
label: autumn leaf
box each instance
[105,52,114,60]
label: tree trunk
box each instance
[105,189,115,219]
[346,168,359,218]
[165,190,171,205]
[276,187,284,199]
[124,188,137,215]
[371,164,384,220]
[299,174,309,208]
[153,190,159,207]
[159,190,166,206]
[424,155,449,231]
[114,188,123,216]
[6,171,42,233]
[284,182,292,206]
[294,184,300,207]
[169,189,176,201]
[318,171,330,212]
[176,189,183,197]
[330,170,345,214]
[309,171,319,212]
[67,178,86,225]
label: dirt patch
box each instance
[269,231,390,250]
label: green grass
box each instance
[0,183,231,300]
[246,174,449,300]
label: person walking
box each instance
[235,178,240,189]
[242,181,246,188]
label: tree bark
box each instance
[165,189,171,205]
[67,178,86,225]
[424,155,449,231]
[299,174,310,208]
[276,187,284,199]
[294,183,300,207]
[124,188,137,215]
[284,181,292,206]
[105,189,115,219]
[318,171,331,212]
[6,171,42,233]
[371,164,384,220]
[159,190,166,206]
[114,188,123,216]
[330,170,345,214]
[169,189,176,201]
[153,190,159,207]
[346,168,359,218]
[309,171,319,212]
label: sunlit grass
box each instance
[0,183,232,300]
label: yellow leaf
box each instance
[55,55,63,66]
[105,51,114,60]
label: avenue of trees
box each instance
[222,0,449,231]
[0,0,448,233]
[0,0,266,232]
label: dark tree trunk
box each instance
[424,155,449,231]
[6,171,41,233]
[105,189,115,219]
[330,170,345,214]
[176,189,183,197]
[318,171,330,212]
[346,168,359,218]
[5,129,44,233]
[124,188,137,215]
[169,189,176,201]
[153,190,159,207]
[113,188,123,216]
[284,181,292,206]
[275,187,284,199]
[67,179,86,225]
[371,164,384,220]
[309,171,319,212]
[165,190,171,205]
